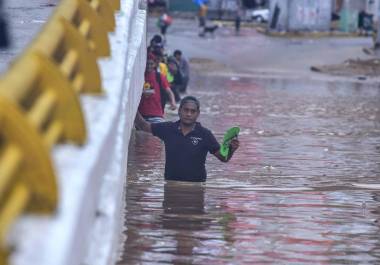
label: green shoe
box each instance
[220,126,240,159]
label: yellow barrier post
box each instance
[107,0,120,11]
[29,18,103,94]
[60,18,104,93]
[54,0,110,57]
[0,96,58,264]
[0,53,86,148]
[1,249,7,265]
[88,0,115,31]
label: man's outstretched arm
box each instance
[166,88,177,110]
[213,138,240,162]
[134,111,152,133]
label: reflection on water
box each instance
[118,75,380,264]
[161,182,210,264]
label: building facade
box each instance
[268,0,332,31]
[268,0,379,32]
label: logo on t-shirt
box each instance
[190,137,202,145]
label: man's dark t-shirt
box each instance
[151,120,220,182]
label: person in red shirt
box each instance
[138,54,176,123]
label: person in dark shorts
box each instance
[196,0,208,37]
[134,96,240,182]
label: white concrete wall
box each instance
[288,0,331,31]
[8,0,147,265]
[269,0,332,31]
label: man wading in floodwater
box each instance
[135,96,240,182]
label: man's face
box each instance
[179,102,199,126]
[174,54,181,61]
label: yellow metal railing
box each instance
[54,0,111,57]
[0,0,120,263]
[107,0,121,11]
[0,95,57,263]
[29,18,103,94]
[0,53,86,148]
[89,0,116,31]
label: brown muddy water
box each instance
[118,74,380,265]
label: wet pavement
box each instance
[118,18,380,264]
[0,0,57,74]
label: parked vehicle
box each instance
[250,8,269,23]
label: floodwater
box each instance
[118,73,380,264]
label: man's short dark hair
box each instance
[150,35,163,45]
[174,50,182,57]
[179,96,200,110]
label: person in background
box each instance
[194,0,209,37]
[135,96,240,182]
[167,56,182,103]
[152,45,169,78]
[152,47,175,110]
[362,15,380,56]
[147,34,164,54]
[235,9,242,35]
[358,9,373,36]
[374,22,380,53]
[138,54,176,124]
[173,50,190,94]
[157,12,172,42]
[151,34,163,46]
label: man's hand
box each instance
[213,137,240,162]
[169,103,177,110]
[230,138,240,152]
[134,112,152,133]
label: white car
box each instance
[251,8,269,23]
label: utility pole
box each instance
[0,0,9,48]
[286,0,291,32]
[375,0,380,50]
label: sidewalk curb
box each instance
[256,26,365,39]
